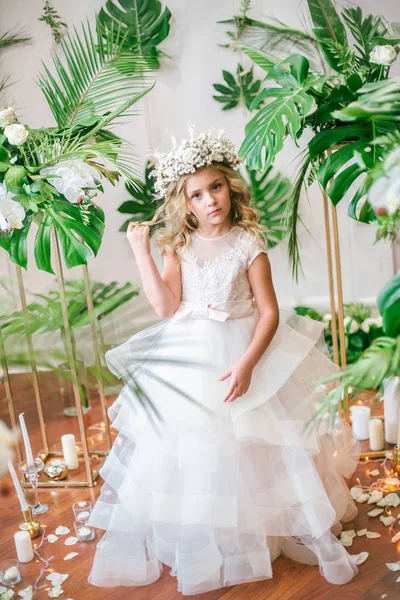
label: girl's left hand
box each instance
[218,359,253,403]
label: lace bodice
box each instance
[178,225,267,304]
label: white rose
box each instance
[4,123,29,146]
[344,316,360,334]
[0,107,16,128]
[370,45,398,66]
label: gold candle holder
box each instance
[19,507,41,539]
[390,446,400,475]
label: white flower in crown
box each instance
[149,125,243,198]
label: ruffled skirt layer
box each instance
[88,307,359,594]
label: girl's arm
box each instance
[241,253,279,368]
[127,223,182,318]
[219,253,279,402]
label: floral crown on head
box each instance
[149,124,243,199]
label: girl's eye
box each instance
[192,193,200,199]
[213,184,221,190]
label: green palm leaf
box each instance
[37,17,156,130]
[222,16,323,70]
[306,0,349,73]
[239,54,318,170]
[98,0,171,67]
[241,164,290,248]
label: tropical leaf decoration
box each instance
[0,11,161,273]
[98,0,171,68]
[241,164,290,248]
[377,273,400,339]
[38,0,67,44]
[212,64,262,111]
[0,279,138,336]
[308,273,400,428]
[232,0,400,278]
[218,1,323,69]
[117,160,162,232]
[239,53,328,171]
[307,0,350,73]
[332,76,400,122]
[37,19,155,131]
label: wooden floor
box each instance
[1,373,399,599]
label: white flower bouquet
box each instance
[0,17,155,273]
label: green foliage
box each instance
[239,54,319,170]
[212,64,262,111]
[98,0,171,68]
[377,274,400,338]
[306,0,349,72]
[37,18,155,131]
[241,164,290,248]
[342,8,400,68]
[118,160,162,232]
[0,279,138,336]
[333,77,400,122]
[38,0,67,44]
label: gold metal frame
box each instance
[2,230,112,487]
[322,178,385,459]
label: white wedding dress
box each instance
[88,224,360,594]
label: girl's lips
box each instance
[209,209,221,215]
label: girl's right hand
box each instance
[127,221,151,259]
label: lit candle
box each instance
[7,460,29,511]
[19,413,35,473]
[350,405,370,440]
[14,530,34,563]
[61,434,79,470]
[368,419,384,451]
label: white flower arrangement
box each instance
[40,159,100,204]
[149,126,243,199]
[0,183,25,231]
[4,123,29,146]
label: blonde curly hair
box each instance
[147,163,269,258]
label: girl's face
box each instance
[185,167,232,230]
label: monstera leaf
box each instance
[98,0,171,68]
[308,121,394,220]
[32,202,105,274]
[212,64,262,111]
[332,77,400,122]
[242,165,290,248]
[239,54,325,170]
[306,0,349,73]
[377,273,400,338]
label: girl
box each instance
[88,129,360,595]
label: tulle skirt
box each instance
[88,301,360,594]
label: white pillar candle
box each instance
[7,460,29,511]
[350,405,370,440]
[384,377,400,444]
[61,434,79,470]
[19,413,35,472]
[14,530,34,563]
[368,418,384,451]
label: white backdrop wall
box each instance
[0,0,398,319]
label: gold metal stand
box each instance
[2,229,112,486]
